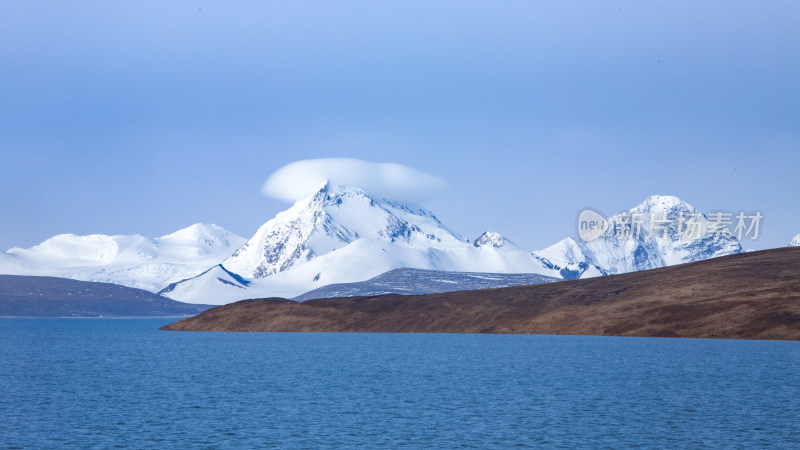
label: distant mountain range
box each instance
[0,223,245,292]
[0,185,745,305]
[0,275,212,317]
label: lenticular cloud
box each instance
[262,158,447,204]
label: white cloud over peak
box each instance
[262,158,447,204]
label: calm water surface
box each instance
[1,318,798,448]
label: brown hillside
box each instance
[161,247,800,340]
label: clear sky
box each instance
[1,1,798,252]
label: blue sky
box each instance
[1,1,798,251]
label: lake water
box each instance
[1,319,798,448]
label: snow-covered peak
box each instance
[158,264,249,301]
[303,183,441,221]
[533,194,742,276]
[531,237,605,280]
[222,183,465,280]
[629,195,694,214]
[155,182,562,303]
[790,233,800,247]
[157,223,245,250]
[473,231,507,248]
[535,237,589,264]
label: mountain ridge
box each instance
[0,223,245,292]
[1,191,746,304]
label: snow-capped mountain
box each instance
[532,238,608,280]
[0,224,246,292]
[532,195,742,275]
[162,184,562,303]
[0,190,748,306]
[790,233,800,247]
[158,264,250,299]
[473,231,511,248]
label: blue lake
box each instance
[1,318,798,448]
